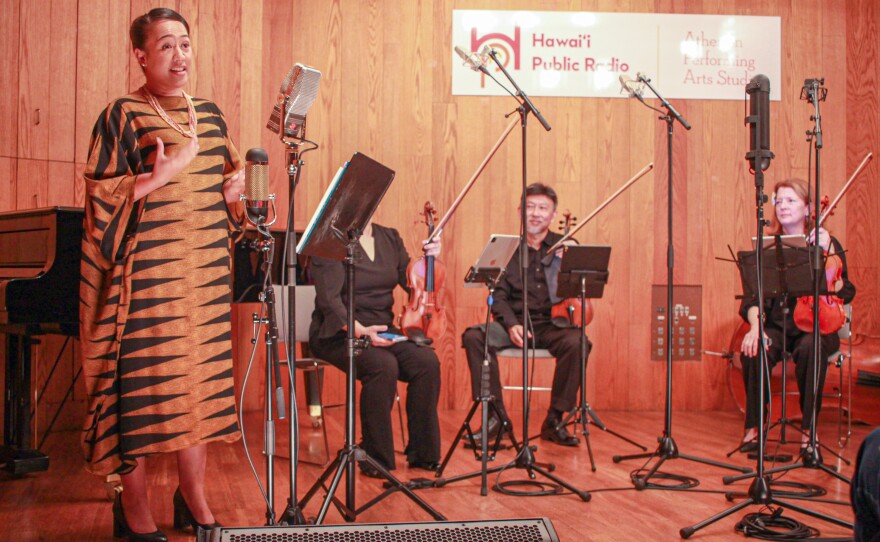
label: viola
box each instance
[399,202,448,340]
[790,152,872,334]
[550,210,593,328]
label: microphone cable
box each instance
[735,506,820,540]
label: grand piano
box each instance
[0,206,82,474]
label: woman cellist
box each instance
[738,178,856,453]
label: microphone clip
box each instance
[241,193,278,229]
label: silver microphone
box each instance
[619,74,640,98]
[244,148,269,222]
[454,45,487,73]
[266,63,322,139]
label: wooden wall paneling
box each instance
[239,1,263,155]
[0,0,20,158]
[48,0,78,164]
[0,157,16,211]
[48,161,76,207]
[75,0,132,165]
[195,0,242,147]
[15,158,47,209]
[845,0,879,336]
[73,163,86,207]
[17,0,50,160]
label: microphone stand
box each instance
[280,135,307,526]
[483,48,589,501]
[613,73,749,486]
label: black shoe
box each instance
[408,461,441,472]
[173,488,221,534]
[739,439,758,454]
[464,415,508,449]
[359,462,386,479]
[540,418,579,447]
[113,493,167,542]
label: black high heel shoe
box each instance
[112,493,167,542]
[173,487,221,533]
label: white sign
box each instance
[452,10,781,101]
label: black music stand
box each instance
[549,246,646,472]
[296,153,444,524]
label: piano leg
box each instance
[2,333,49,474]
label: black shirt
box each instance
[309,224,410,340]
[492,231,564,330]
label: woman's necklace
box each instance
[141,86,197,138]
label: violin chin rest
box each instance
[404,329,434,347]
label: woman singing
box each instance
[738,178,855,453]
[79,8,245,541]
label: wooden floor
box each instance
[1,408,871,541]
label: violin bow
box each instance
[545,162,655,257]
[426,116,520,243]
[816,152,873,229]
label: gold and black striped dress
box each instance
[80,89,243,476]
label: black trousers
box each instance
[740,326,839,430]
[461,321,590,419]
[311,332,441,470]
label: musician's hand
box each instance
[355,322,393,347]
[807,227,832,252]
[508,325,532,348]
[223,169,245,205]
[740,328,770,358]
[422,237,441,257]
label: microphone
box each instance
[244,148,270,222]
[266,63,322,139]
[454,45,488,73]
[618,74,640,97]
[745,74,773,172]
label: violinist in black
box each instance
[462,183,587,448]
[738,179,855,453]
[309,223,441,476]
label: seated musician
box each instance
[309,222,442,476]
[462,183,588,448]
[738,178,855,452]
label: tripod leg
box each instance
[772,498,853,529]
[679,497,755,539]
[678,453,753,473]
[314,452,354,524]
[355,454,447,520]
[526,463,591,501]
[434,401,480,477]
[585,405,647,450]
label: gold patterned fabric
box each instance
[79,90,243,476]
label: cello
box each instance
[399,202,448,340]
[550,210,593,328]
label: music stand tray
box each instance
[555,245,611,299]
[297,152,394,261]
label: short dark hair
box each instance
[525,183,558,208]
[130,8,190,50]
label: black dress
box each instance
[309,224,440,470]
[739,236,856,430]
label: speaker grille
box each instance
[207,518,558,542]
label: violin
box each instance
[550,210,593,328]
[399,202,448,340]
[792,196,846,334]
[791,152,872,334]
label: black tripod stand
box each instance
[613,73,748,487]
[550,246,646,472]
[434,264,522,496]
[296,152,444,524]
[680,75,851,538]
